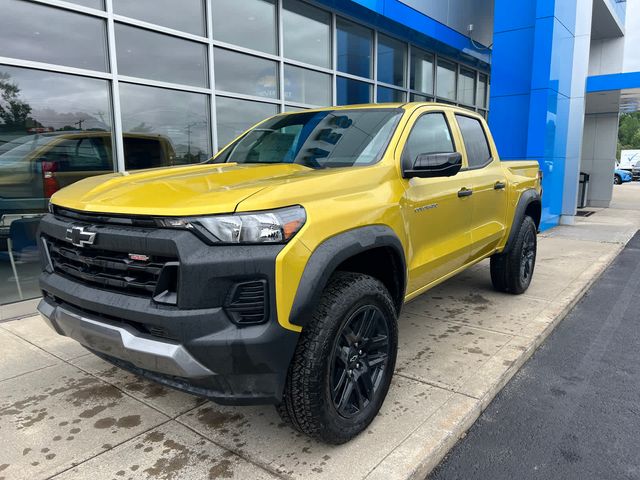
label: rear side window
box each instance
[455,114,491,168]
[403,113,454,165]
[124,137,164,170]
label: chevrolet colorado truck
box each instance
[37,103,542,444]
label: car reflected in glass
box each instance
[0,131,176,216]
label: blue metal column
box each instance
[489,0,591,229]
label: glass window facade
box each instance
[337,77,372,105]
[337,19,373,79]
[458,67,476,106]
[377,86,405,103]
[284,65,331,106]
[282,0,331,68]
[115,24,208,87]
[214,48,278,98]
[377,34,406,87]
[410,48,434,95]
[113,0,206,35]
[436,59,457,100]
[0,0,489,308]
[119,83,211,167]
[0,0,108,71]
[0,65,113,305]
[212,0,276,54]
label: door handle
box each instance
[494,181,506,190]
[457,187,473,198]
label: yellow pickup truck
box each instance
[37,103,541,444]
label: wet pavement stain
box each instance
[66,383,123,407]
[93,415,142,429]
[197,407,245,430]
[79,404,111,419]
[467,293,490,305]
[143,438,193,480]
[17,408,48,429]
[208,459,233,479]
[123,381,169,400]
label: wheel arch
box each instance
[505,189,541,253]
[289,225,406,328]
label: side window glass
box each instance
[455,114,491,168]
[123,137,165,170]
[73,138,109,170]
[43,140,75,171]
[403,112,454,166]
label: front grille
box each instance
[225,280,268,325]
[45,236,178,299]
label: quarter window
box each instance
[403,113,454,166]
[455,114,491,168]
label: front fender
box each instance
[289,225,406,328]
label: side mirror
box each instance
[402,152,462,179]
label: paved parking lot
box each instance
[1,183,639,480]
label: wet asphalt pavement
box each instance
[430,231,640,480]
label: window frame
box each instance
[454,112,493,171]
[399,110,458,172]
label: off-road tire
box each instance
[276,272,398,444]
[614,174,622,185]
[490,215,537,294]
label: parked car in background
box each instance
[614,168,632,185]
[0,131,176,216]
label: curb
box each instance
[366,243,625,480]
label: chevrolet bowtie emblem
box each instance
[65,226,96,247]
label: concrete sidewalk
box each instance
[1,184,639,480]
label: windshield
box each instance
[212,108,402,168]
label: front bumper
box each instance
[38,298,213,378]
[37,212,300,405]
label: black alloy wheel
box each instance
[276,272,397,444]
[330,305,391,418]
[520,227,536,284]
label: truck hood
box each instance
[50,163,313,216]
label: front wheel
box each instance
[276,272,398,444]
[490,215,537,294]
[614,174,622,185]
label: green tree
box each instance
[618,111,640,158]
[0,72,32,127]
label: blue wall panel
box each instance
[494,0,536,33]
[489,0,581,229]
[586,71,640,92]
[488,94,531,160]
[490,28,536,97]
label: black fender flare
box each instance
[504,189,541,253]
[289,225,406,328]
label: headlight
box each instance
[158,206,306,244]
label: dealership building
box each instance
[0,0,639,315]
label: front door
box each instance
[400,110,473,295]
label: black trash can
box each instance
[578,172,590,208]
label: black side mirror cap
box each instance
[402,152,462,179]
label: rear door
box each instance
[399,109,473,295]
[454,113,508,261]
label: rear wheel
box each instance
[276,272,397,444]
[614,174,622,185]
[490,215,537,294]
